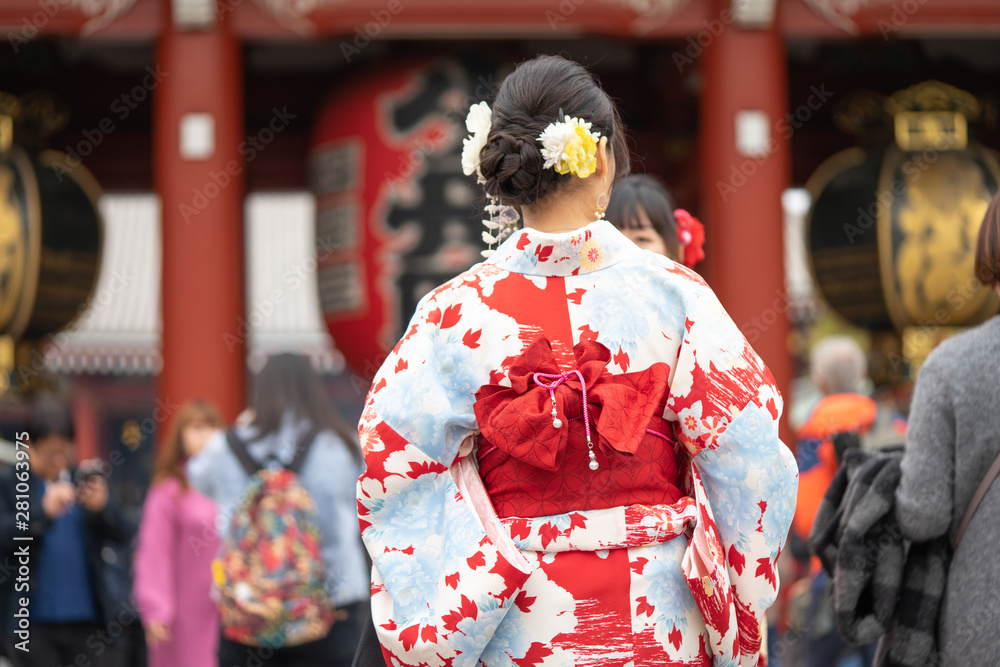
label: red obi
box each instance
[473,338,684,519]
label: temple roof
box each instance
[43,192,343,375]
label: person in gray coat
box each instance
[896,190,1000,666]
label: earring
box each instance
[595,191,608,220]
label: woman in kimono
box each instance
[357,54,798,667]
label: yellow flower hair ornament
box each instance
[538,115,601,178]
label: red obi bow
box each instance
[474,337,671,471]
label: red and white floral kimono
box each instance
[357,220,798,667]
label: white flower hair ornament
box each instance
[460,101,523,259]
[461,101,492,183]
[463,109,603,258]
[538,115,601,179]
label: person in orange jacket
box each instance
[792,335,878,667]
[793,336,878,546]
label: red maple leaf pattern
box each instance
[668,624,684,650]
[520,642,554,667]
[463,328,482,349]
[399,624,420,651]
[459,595,478,620]
[636,596,655,617]
[534,244,554,262]
[407,461,448,478]
[578,323,599,342]
[613,347,630,372]
[508,518,531,542]
[538,522,562,549]
[441,610,462,633]
[728,544,745,576]
[466,552,486,569]
[514,591,537,613]
[755,556,777,588]
[440,304,462,329]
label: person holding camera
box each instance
[0,397,136,667]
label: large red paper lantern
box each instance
[310,58,501,384]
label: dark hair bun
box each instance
[478,123,558,207]
[475,55,630,209]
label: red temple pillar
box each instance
[71,386,99,462]
[154,0,245,427]
[699,1,792,438]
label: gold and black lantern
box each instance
[807,82,1000,374]
[0,92,103,392]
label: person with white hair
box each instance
[810,336,868,396]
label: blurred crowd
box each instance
[0,354,369,667]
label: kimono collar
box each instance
[487,219,639,277]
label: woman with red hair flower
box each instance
[605,174,705,268]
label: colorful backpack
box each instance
[215,427,334,647]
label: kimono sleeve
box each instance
[665,282,798,664]
[357,291,533,667]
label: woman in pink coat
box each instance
[134,399,225,667]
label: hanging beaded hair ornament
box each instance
[462,102,603,258]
